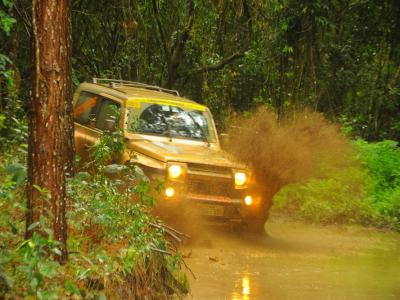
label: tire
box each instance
[243,213,269,234]
[243,201,271,235]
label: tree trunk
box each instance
[26,0,73,264]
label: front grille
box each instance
[188,163,232,176]
[187,179,233,197]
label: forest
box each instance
[0,0,399,299]
[1,0,399,139]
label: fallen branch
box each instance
[150,247,172,255]
[160,223,191,239]
[181,255,197,280]
[149,222,188,243]
[150,247,197,280]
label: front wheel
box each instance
[242,199,272,235]
[243,212,269,234]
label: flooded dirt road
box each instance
[183,219,400,300]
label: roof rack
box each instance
[92,78,180,96]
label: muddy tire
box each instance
[244,202,271,235]
[244,219,267,235]
[243,212,269,235]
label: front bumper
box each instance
[186,192,243,220]
[159,182,260,221]
[145,163,260,221]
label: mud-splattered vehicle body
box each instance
[73,79,267,231]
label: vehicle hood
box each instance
[127,139,245,169]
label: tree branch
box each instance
[170,0,195,57]
[183,52,245,77]
[167,0,195,87]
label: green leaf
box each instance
[0,53,12,66]
[5,162,27,185]
[104,164,127,175]
[0,114,5,129]
[30,276,39,291]
[98,291,107,300]
[37,289,59,300]
[282,45,293,54]
[64,279,80,296]
[0,11,16,35]
[33,185,49,195]
[133,165,149,182]
[75,171,91,181]
[2,0,13,8]
[38,261,59,278]
[8,221,18,234]
[27,222,40,231]
[52,247,62,257]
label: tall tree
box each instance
[26,0,73,263]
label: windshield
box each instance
[126,101,217,142]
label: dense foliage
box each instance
[0,131,188,299]
[274,139,400,229]
[1,0,399,140]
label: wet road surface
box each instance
[183,220,400,300]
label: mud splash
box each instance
[226,108,353,204]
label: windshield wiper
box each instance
[187,113,210,147]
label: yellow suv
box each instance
[73,79,266,232]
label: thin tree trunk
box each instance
[26,0,73,264]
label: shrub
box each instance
[354,140,400,229]
[274,166,371,224]
[0,130,189,299]
[274,139,400,229]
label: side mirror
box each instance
[219,133,229,149]
[105,116,117,132]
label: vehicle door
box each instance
[74,91,100,165]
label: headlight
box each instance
[235,172,247,186]
[168,165,182,179]
[244,195,253,206]
[165,187,175,198]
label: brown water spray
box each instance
[226,107,353,207]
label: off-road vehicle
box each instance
[73,78,267,232]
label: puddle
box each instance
[184,221,400,299]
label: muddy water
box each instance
[183,220,400,300]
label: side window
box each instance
[95,99,121,131]
[73,92,99,125]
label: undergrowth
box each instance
[274,139,400,230]
[0,129,188,299]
